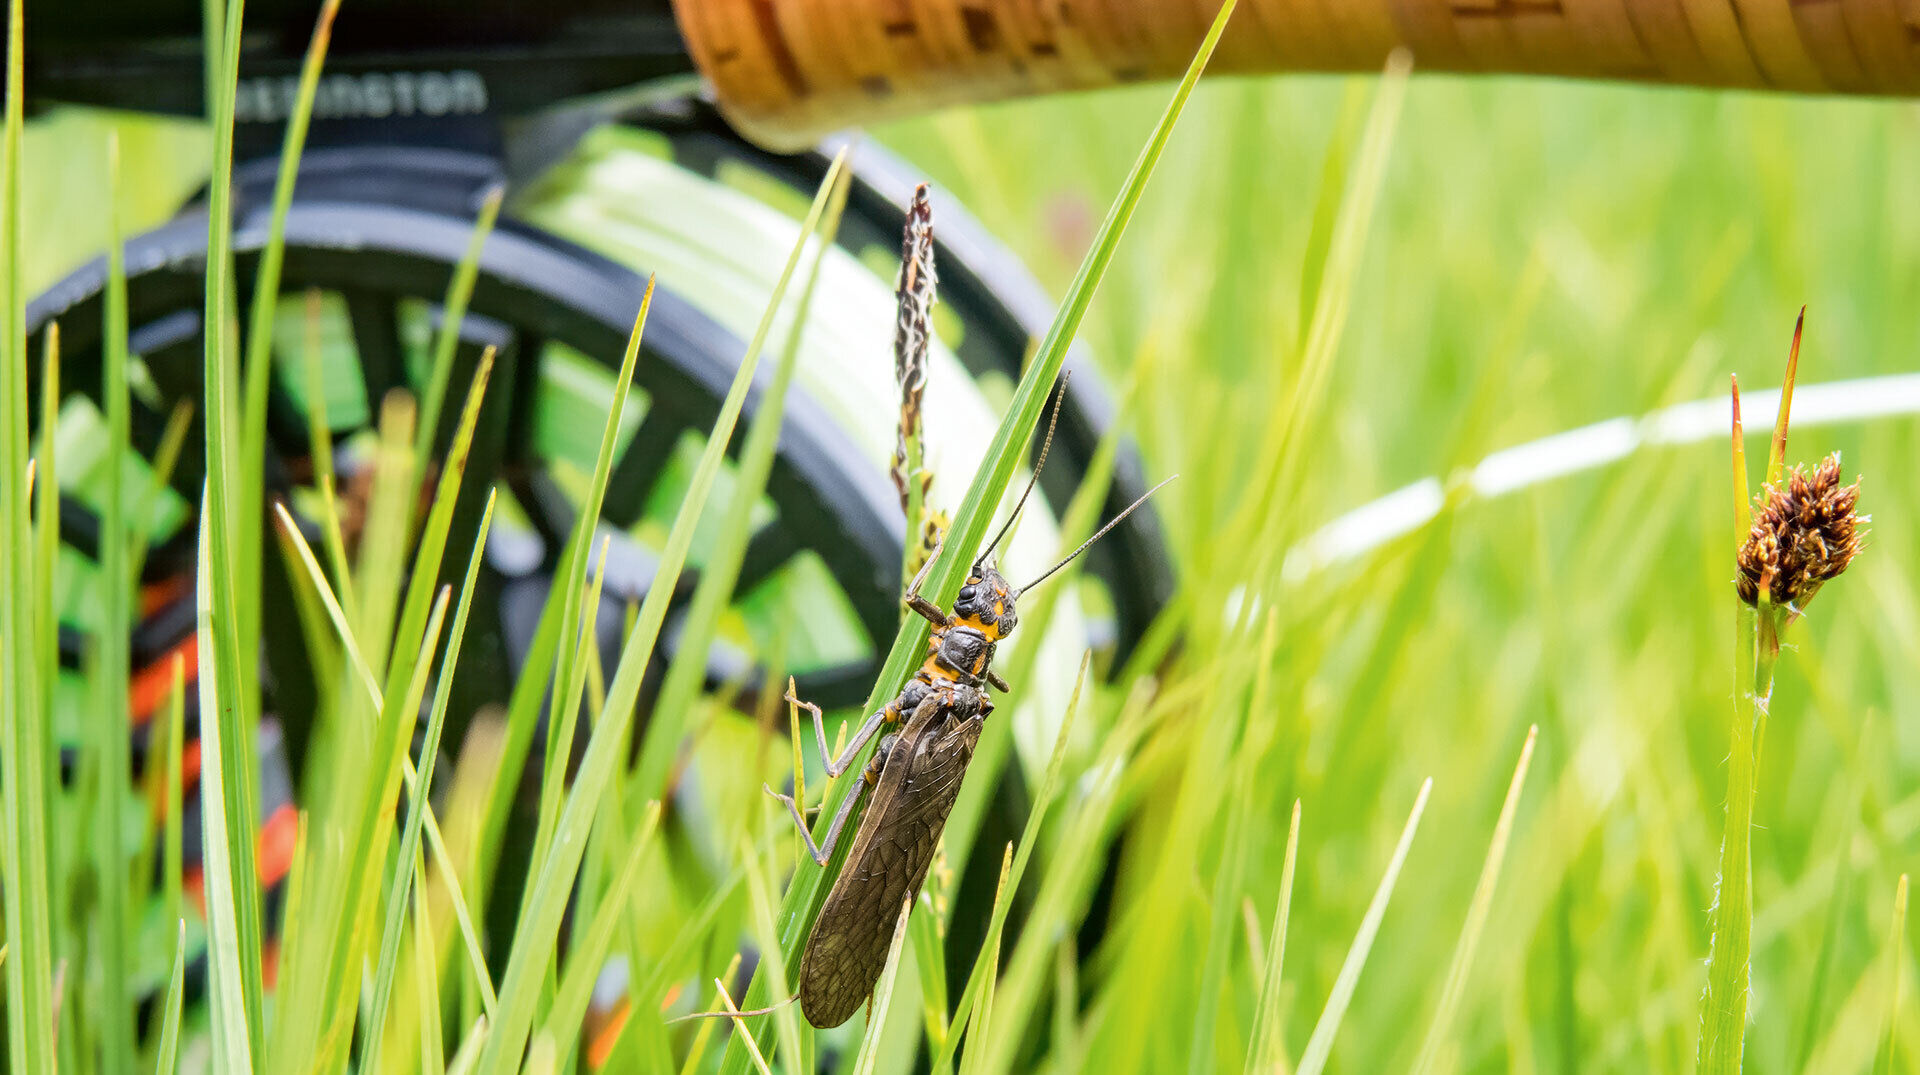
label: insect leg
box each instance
[787,683,890,778]
[766,736,895,866]
[904,538,949,627]
[986,670,1011,693]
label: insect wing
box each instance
[799,703,982,1028]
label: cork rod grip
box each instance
[671,0,1920,148]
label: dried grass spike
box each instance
[890,185,937,508]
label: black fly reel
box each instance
[29,120,1171,732]
[26,102,1171,963]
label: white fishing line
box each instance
[1285,371,1920,581]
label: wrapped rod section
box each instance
[673,0,1916,149]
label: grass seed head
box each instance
[1735,451,1863,609]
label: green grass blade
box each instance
[955,847,1013,1075]
[413,858,448,1075]
[413,185,504,466]
[910,888,951,1051]
[526,539,615,920]
[1875,874,1909,1075]
[1245,802,1303,1075]
[1793,803,1859,1070]
[723,10,1230,1069]
[447,1017,490,1075]
[198,0,268,1049]
[236,0,340,662]
[153,921,187,1074]
[532,802,662,1063]
[933,654,1091,1073]
[631,151,851,808]
[92,129,137,1075]
[1295,778,1433,1075]
[365,492,499,1069]
[0,0,53,1058]
[849,898,916,1075]
[740,836,808,1073]
[521,278,651,923]
[476,149,850,1075]
[195,497,258,1071]
[162,656,187,973]
[1411,727,1539,1075]
[269,498,498,1017]
[1699,611,1774,1072]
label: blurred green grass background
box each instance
[22,71,1920,1071]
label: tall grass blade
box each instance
[933,654,1091,1073]
[533,802,662,1064]
[850,899,916,1075]
[1295,779,1433,1075]
[365,492,499,1069]
[199,0,269,1049]
[269,493,498,1018]
[632,150,852,807]
[412,858,448,1075]
[154,921,187,1075]
[236,0,340,664]
[740,836,809,1072]
[476,151,851,1075]
[0,0,55,1063]
[1245,802,1303,1074]
[1765,308,1804,488]
[93,130,137,1075]
[414,185,504,466]
[1875,874,1909,1075]
[519,276,650,925]
[448,1017,490,1075]
[676,954,745,1075]
[1701,347,1799,1074]
[1411,727,1539,1074]
[1730,377,1751,544]
[195,498,257,1070]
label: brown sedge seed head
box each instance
[1735,451,1863,608]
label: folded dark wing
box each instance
[799,711,983,1028]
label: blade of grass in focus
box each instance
[720,6,1235,1067]
[194,497,258,1070]
[1295,779,1432,1075]
[1,0,56,1064]
[1700,327,1803,1075]
[197,0,268,1051]
[850,899,915,1075]
[474,150,852,1075]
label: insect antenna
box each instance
[975,372,1071,572]
[1016,474,1177,595]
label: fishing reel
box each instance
[22,2,1173,966]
